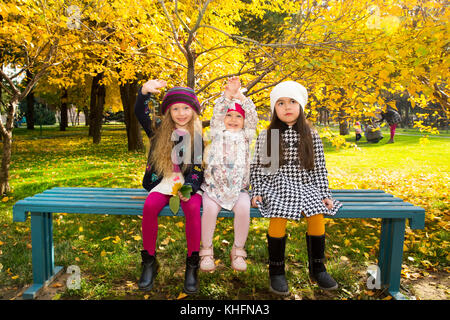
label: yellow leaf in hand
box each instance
[171,182,183,196]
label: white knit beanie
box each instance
[270,81,308,113]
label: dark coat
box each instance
[380,107,401,126]
[134,87,204,194]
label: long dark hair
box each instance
[263,107,315,170]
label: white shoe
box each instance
[199,247,216,272]
[230,245,247,272]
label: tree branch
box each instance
[157,0,187,56]
[0,69,19,96]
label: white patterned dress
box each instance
[201,95,258,210]
[250,126,341,219]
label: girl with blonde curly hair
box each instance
[134,79,204,294]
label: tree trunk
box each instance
[89,73,105,143]
[119,80,144,151]
[0,98,17,195]
[25,70,35,130]
[60,89,68,131]
[83,107,89,126]
[339,107,349,135]
[0,130,12,195]
[88,76,97,137]
[186,49,196,89]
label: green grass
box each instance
[0,124,448,300]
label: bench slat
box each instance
[16,199,422,213]
[42,188,389,197]
[23,195,415,207]
[47,187,386,193]
[30,193,403,203]
[13,199,424,222]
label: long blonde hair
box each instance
[148,111,202,177]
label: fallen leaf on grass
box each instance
[52,293,62,300]
[51,282,63,288]
[175,221,184,228]
[177,292,188,300]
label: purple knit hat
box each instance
[160,87,201,115]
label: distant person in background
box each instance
[377,106,402,144]
[354,121,362,142]
[364,120,383,143]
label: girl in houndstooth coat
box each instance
[250,81,341,295]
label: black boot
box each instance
[267,234,289,296]
[306,233,338,290]
[138,250,159,291]
[184,252,200,294]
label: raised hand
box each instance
[224,76,245,101]
[142,79,167,95]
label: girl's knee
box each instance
[268,218,287,238]
[305,214,325,236]
[233,207,250,219]
[181,196,202,217]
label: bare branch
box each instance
[186,0,212,47]
[245,64,276,93]
[0,69,20,96]
[199,24,364,54]
[196,68,260,94]
[157,0,187,56]
[174,0,190,32]
[195,47,236,76]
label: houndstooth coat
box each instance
[250,126,341,220]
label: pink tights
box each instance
[142,192,201,257]
[201,192,250,248]
[390,123,397,139]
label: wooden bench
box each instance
[13,187,425,300]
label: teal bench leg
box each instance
[23,212,63,300]
[378,218,408,300]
